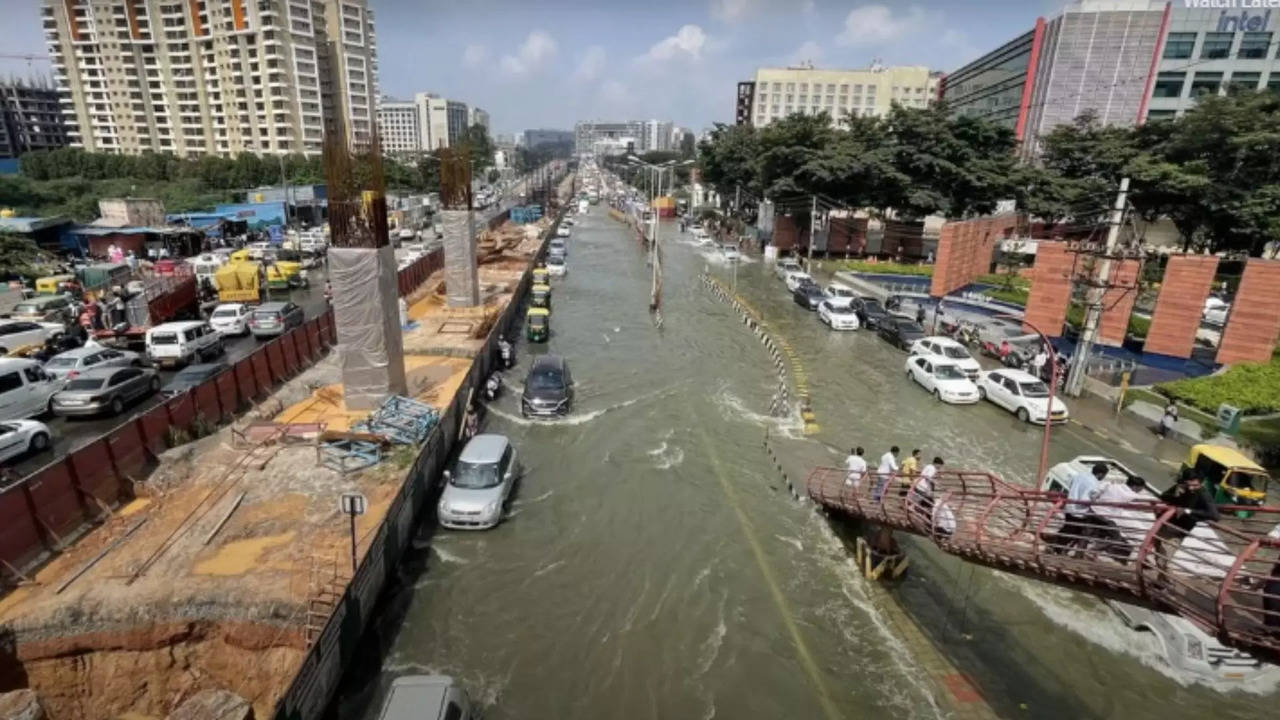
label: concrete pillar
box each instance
[331,245,407,411]
[1023,241,1072,337]
[1097,258,1140,347]
[441,209,480,307]
[1217,258,1280,364]
[1144,255,1218,358]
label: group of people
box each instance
[844,446,953,536]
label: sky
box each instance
[0,0,1071,136]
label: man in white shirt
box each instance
[844,447,867,488]
[872,446,900,503]
[1048,462,1108,554]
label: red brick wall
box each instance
[828,217,868,254]
[1023,241,1073,337]
[1144,255,1218,358]
[1216,258,1280,364]
[1097,259,1140,347]
[930,215,1015,297]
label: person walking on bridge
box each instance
[844,447,867,489]
[1046,462,1108,555]
[873,446,900,504]
[899,448,922,497]
[1152,474,1219,579]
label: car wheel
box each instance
[110,396,124,415]
[29,432,49,453]
[150,376,161,392]
[46,396,55,415]
[932,389,942,402]
[978,387,987,400]
[1016,407,1030,422]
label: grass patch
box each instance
[837,260,933,277]
[1157,361,1280,415]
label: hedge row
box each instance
[1157,361,1280,415]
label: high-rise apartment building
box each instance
[469,107,489,132]
[574,120,644,155]
[377,93,489,153]
[376,97,419,154]
[445,100,469,146]
[43,0,378,157]
[739,63,940,128]
[642,119,673,152]
[0,80,71,158]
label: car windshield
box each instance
[46,357,78,368]
[829,304,854,314]
[451,459,501,489]
[943,346,971,359]
[12,303,42,314]
[528,369,564,391]
[150,332,179,345]
[547,258,564,266]
[65,378,106,391]
[899,322,924,334]
[528,316,547,328]
[936,365,966,380]
[176,367,218,383]
[253,311,280,321]
[1019,381,1050,398]
[212,308,239,318]
[862,299,884,313]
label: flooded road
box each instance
[332,209,1277,719]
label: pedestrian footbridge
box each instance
[805,466,1280,663]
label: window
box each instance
[0,372,23,393]
[1268,74,1280,94]
[1239,32,1272,59]
[1200,32,1233,59]
[1146,109,1177,121]
[1152,72,1185,98]
[1228,71,1261,92]
[1190,71,1223,96]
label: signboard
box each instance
[213,201,287,230]
[339,492,367,516]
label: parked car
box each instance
[548,238,568,256]
[521,354,573,418]
[1203,296,1230,326]
[8,295,74,324]
[978,368,1070,424]
[556,225,571,238]
[545,255,567,277]
[437,434,521,530]
[146,321,224,367]
[784,271,815,292]
[249,302,305,339]
[878,315,926,350]
[44,346,142,381]
[0,320,66,355]
[51,366,160,417]
[720,244,741,261]
[160,362,229,399]
[818,299,860,330]
[0,358,60,419]
[0,418,52,465]
[793,283,826,310]
[824,283,857,301]
[209,303,253,336]
[375,675,476,720]
[774,258,802,280]
[908,336,982,380]
[905,355,981,405]
[851,296,889,329]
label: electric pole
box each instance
[1064,177,1130,397]
[807,194,818,269]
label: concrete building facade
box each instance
[446,100,468,147]
[524,128,572,149]
[0,80,70,158]
[469,106,489,131]
[741,63,940,128]
[574,120,644,155]
[642,119,673,152]
[376,97,420,154]
[42,0,378,157]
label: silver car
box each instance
[44,346,142,381]
[51,366,160,417]
[437,434,520,530]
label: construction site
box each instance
[0,166,574,720]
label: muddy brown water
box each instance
[328,209,1277,719]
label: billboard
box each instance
[214,201,287,230]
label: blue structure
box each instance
[510,205,544,224]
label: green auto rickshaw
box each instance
[526,307,550,343]
[530,283,552,310]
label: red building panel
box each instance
[1217,259,1280,364]
[1097,259,1140,347]
[1023,241,1073,337]
[1144,255,1218,358]
[931,216,1012,297]
[773,215,800,252]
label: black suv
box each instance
[521,354,574,418]
[792,283,826,310]
[877,315,927,350]
[852,296,889,329]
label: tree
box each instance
[697,123,760,200]
[0,233,50,281]
[462,123,494,174]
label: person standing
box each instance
[1033,349,1049,380]
[915,304,926,326]
[899,448,922,496]
[1153,474,1219,577]
[844,447,867,489]
[1158,403,1179,438]
[1047,462,1108,554]
[873,446,900,503]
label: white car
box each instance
[0,320,65,355]
[44,346,142,381]
[905,355,981,404]
[720,244,741,261]
[908,336,982,380]
[0,419,52,464]
[824,283,857,301]
[978,368,1069,424]
[556,226,571,238]
[784,271,815,292]
[818,299,860,330]
[208,303,253,336]
[775,258,803,280]
[546,256,567,276]
[1203,296,1230,326]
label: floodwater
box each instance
[330,208,1277,719]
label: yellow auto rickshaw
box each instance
[526,307,550,343]
[265,260,307,290]
[35,274,79,296]
[1181,444,1271,516]
[532,267,549,285]
[530,283,551,310]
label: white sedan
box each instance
[905,355,981,404]
[556,226,571,238]
[908,336,982,380]
[978,368,1069,424]
[0,419,52,464]
[818,299,860,330]
[784,271,815,292]
[209,303,252,336]
[546,257,567,276]
[0,320,65,355]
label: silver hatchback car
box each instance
[437,434,520,530]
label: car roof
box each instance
[53,347,109,359]
[66,367,130,380]
[15,296,67,307]
[530,354,565,372]
[213,303,246,310]
[459,433,510,463]
[920,335,962,347]
[150,320,205,331]
[989,368,1038,382]
[0,357,41,371]
[257,301,289,311]
[546,255,565,264]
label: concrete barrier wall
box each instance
[1144,255,1219,358]
[270,205,566,720]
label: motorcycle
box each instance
[497,338,515,370]
[483,373,502,402]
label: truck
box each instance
[93,268,199,349]
[215,262,262,303]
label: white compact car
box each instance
[546,256,567,276]
[824,283,857,301]
[905,355,980,404]
[208,303,253,336]
[0,419,52,464]
[775,258,803,280]
[978,368,1069,424]
[1203,296,1230,326]
[0,320,65,355]
[784,271,815,292]
[909,336,983,380]
[720,244,741,261]
[556,226,571,238]
[818,299,860,330]
[44,346,141,381]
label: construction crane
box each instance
[0,53,51,68]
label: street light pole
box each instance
[998,313,1058,484]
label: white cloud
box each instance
[500,30,558,76]
[462,44,488,69]
[644,25,708,62]
[790,40,822,66]
[709,0,756,23]
[575,46,606,81]
[835,4,933,46]
[802,0,816,13]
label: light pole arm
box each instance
[996,313,1058,485]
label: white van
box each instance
[145,321,224,368]
[0,358,61,420]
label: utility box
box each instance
[1216,404,1242,435]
